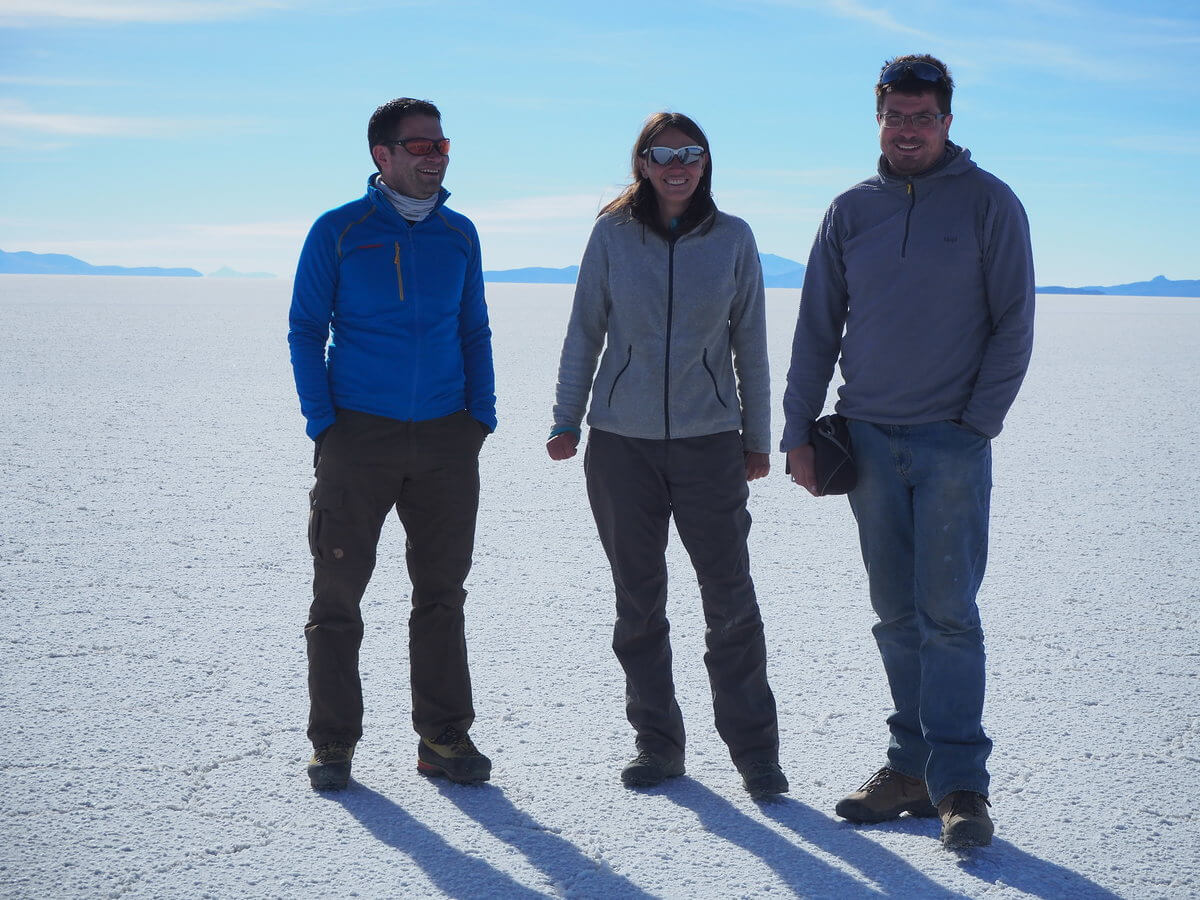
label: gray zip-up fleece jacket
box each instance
[553,209,770,452]
[781,143,1035,450]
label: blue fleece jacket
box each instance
[288,176,496,440]
[781,143,1034,450]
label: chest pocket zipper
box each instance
[394,242,405,301]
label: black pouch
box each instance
[812,413,856,496]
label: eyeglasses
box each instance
[878,60,946,86]
[877,112,947,129]
[642,145,705,166]
[385,137,451,156]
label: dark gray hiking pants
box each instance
[304,409,486,747]
[584,428,779,766]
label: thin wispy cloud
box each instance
[0,100,264,141]
[11,219,308,272]
[0,105,165,137]
[1007,0,1200,38]
[0,0,288,25]
[185,221,310,239]
[463,193,617,235]
[825,0,933,39]
[735,0,932,39]
[0,75,126,87]
[726,166,866,183]
[1108,135,1200,155]
[981,38,1125,82]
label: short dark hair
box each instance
[367,98,441,165]
[875,54,953,115]
[601,111,716,239]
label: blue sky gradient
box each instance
[2,0,1197,284]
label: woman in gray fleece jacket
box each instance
[546,112,786,797]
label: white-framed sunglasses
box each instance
[642,145,706,166]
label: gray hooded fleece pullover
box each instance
[781,143,1035,450]
[553,210,770,453]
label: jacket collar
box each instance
[365,174,451,222]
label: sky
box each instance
[1,0,1198,285]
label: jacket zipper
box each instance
[405,226,423,415]
[393,242,405,301]
[664,238,676,439]
[902,182,915,258]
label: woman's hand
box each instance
[547,432,580,460]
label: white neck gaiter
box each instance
[375,176,440,222]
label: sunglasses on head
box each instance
[385,137,451,156]
[878,60,946,86]
[642,145,705,167]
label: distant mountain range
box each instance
[1,249,203,278]
[3,248,1197,296]
[481,254,809,288]
[0,249,273,279]
[1034,275,1200,298]
[483,257,1200,297]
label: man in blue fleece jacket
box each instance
[782,56,1034,849]
[289,98,496,791]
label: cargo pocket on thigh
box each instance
[307,482,344,561]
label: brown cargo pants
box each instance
[304,408,486,748]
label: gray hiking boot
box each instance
[938,791,994,849]
[417,726,492,784]
[620,750,685,787]
[835,767,938,822]
[307,742,355,791]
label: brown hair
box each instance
[875,54,954,115]
[600,112,716,239]
[367,98,441,170]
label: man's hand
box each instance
[313,426,331,469]
[786,444,819,495]
[546,432,579,460]
[745,451,770,481]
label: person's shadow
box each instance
[755,792,1124,899]
[659,778,961,897]
[330,779,654,898]
[328,777,1123,898]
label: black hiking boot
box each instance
[417,726,492,784]
[738,760,790,798]
[620,750,685,787]
[307,742,355,791]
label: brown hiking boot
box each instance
[938,791,993,848]
[835,767,938,823]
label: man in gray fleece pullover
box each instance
[782,54,1034,850]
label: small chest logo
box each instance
[944,235,959,244]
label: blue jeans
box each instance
[846,419,992,803]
